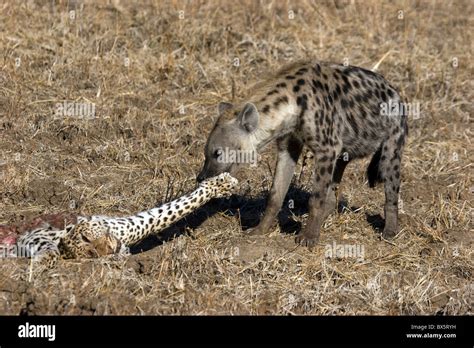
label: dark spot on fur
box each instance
[327,163,333,174]
[326,94,333,105]
[312,79,323,90]
[297,94,308,110]
[296,68,308,75]
[342,83,351,94]
[267,89,279,96]
[347,113,359,135]
[332,85,341,100]
[273,95,288,108]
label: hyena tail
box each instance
[367,146,383,188]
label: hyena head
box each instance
[197,101,259,182]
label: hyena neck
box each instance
[247,95,298,152]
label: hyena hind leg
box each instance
[375,133,405,238]
[323,155,351,220]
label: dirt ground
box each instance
[0,0,472,315]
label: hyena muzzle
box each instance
[197,60,408,247]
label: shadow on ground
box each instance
[131,184,384,254]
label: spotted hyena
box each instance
[197,60,408,247]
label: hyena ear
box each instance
[238,103,259,133]
[217,102,233,116]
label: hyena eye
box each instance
[214,148,223,158]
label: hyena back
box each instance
[198,60,408,246]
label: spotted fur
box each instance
[198,60,408,246]
[16,173,238,267]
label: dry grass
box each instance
[0,0,472,315]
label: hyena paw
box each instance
[382,227,398,239]
[295,232,319,249]
[246,225,268,236]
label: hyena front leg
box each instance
[379,132,404,238]
[296,148,338,247]
[248,135,303,235]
